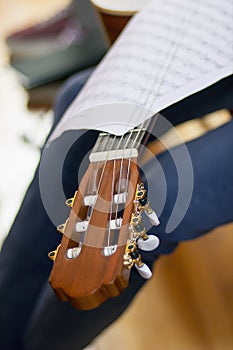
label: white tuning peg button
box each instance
[102,245,117,256]
[66,246,81,259]
[135,263,152,279]
[137,235,160,251]
[145,209,160,226]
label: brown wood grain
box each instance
[49,158,139,309]
[2,2,232,347]
[98,12,132,44]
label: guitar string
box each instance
[74,133,112,248]
[86,132,110,197]
[127,2,196,176]
[108,150,117,247]
[88,8,177,229]
[107,129,132,246]
[83,134,118,247]
[83,132,112,234]
[83,2,196,249]
[122,1,196,153]
[107,2,196,247]
[110,121,150,245]
[86,127,136,247]
[104,134,127,247]
[88,133,115,199]
[124,1,197,177]
[114,121,149,219]
[105,118,153,247]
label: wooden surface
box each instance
[90,0,148,15]
[1,1,232,349]
[98,12,132,44]
[50,159,139,309]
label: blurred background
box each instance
[0,1,232,349]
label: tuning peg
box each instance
[65,191,78,208]
[57,219,68,234]
[48,244,61,261]
[65,198,74,208]
[135,263,152,279]
[67,246,81,259]
[124,241,142,269]
[130,212,146,237]
[134,183,160,227]
[102,245,117,256]
[144,202,160,226]
[137,234,160,251]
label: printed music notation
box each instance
[50,0,233,142]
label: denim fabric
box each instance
[0,70,232,350]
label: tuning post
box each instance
[130,212,147,237]
[144,202,160,226]
[124,241,143,269]
[48,244,61,261]
[65,191,78,208]
[135,182,148,208]
[57,219,69,234]
[133,182,160,227]
[67,246,82,259]
[125,181,160,277]
[124,241,152,279]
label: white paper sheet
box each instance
[50,0,233,142]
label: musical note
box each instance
[50,0,233,142]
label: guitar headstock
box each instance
[49,128,160,310]
[49,156,140,309]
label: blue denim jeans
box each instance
[0,70,232,350]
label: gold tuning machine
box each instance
[125,181,160,278]
[124,241,152,279]
[57,219,68,234]
[133,182,160,227]
[65,191,78,208]
[124,241,143,269]
[135,182,148,208]
[48,244,61,261]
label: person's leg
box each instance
[22,70,233,350]
[161,75,233,124]
[0,69,93,350]
[1,66,232,350]
[22,120,233,350]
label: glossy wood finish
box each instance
[99,12,132,44]
[49,158,139,309]
[91,0,133,44]
[2,2,232,347]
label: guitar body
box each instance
[91,0,150,43]
[98,13,132,44]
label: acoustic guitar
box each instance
[91,0,150,43]
[48,0,160,310]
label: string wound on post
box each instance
[125,181,161,279]
[124,241,152,279]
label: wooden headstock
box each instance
[49,158,140,310]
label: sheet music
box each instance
[50,0,233,142]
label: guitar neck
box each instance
[90,119,154,162]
